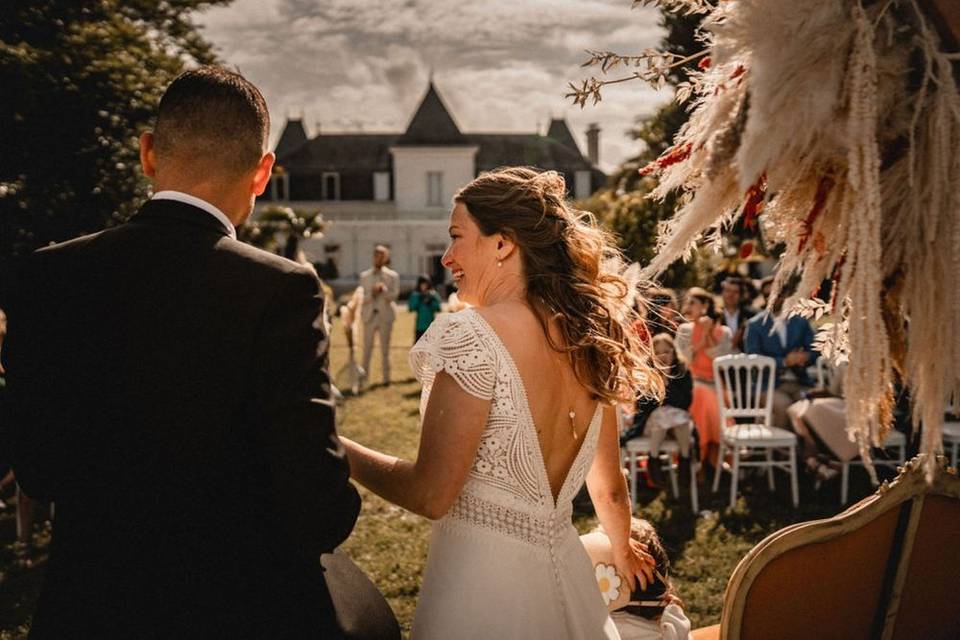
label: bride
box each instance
[341,167,662,639]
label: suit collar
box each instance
[134,199,234,238]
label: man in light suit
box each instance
[359,245,399,387]
[0,67,398,638]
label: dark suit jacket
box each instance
[1,199,361,639]
[744,311,817,387]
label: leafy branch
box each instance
[567,48,708,107]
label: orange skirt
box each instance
[690,380,721,461]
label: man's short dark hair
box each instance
[154,66,269,175]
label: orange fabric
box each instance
[691,381,721,460]
[891,495,960,639]
[688,322,723,381]
[738,504,901,640]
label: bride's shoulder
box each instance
[473,301,538,336]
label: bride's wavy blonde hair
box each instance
[454,166,663,404]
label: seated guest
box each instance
[719,276,756,352]
[582,518,692,640]
[787,361,848,484]
[743,297,817,430]
[621,334,694,487]
[675,288,732,472]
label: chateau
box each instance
[258,81,605,292]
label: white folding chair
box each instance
[839,430,907,504]
[815,355,833,389]
[620,408,699,513]
[712,354,799,509]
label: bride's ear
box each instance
[496,233,518,262]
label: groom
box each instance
[2,67,364,637]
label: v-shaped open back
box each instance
[408,309,621,639]
[469,310,603,506]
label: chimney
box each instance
[586,123,600,166]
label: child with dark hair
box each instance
[582,518,692,639]
[621,334,694,487]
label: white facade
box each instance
[389,146,479,212]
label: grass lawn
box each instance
[331,310,889,635]
[0,307,894,638]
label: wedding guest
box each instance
[621,334,694,487]
[675,288,732,472]
[359,244,399,387]
[582,518,692,640]
[787,361,848,485]
[743,298,817,429]
[720,276,756,352]
[408,275,442,342]
[336,286,366,395]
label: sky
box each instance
[196,0,672,173]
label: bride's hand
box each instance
[612,538,656,593]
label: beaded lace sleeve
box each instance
[409,312,496,413]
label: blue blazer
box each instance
[743,312,817,387]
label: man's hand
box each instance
[785,349,809,367]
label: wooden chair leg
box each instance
[789,444,799,508]
[729,447,740,509]
[841,462,849,504]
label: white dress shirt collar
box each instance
[151,190,236,240]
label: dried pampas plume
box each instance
[636,0,960,479]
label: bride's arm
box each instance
[586,405,656,591]
[341,371,490,520]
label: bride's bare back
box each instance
[478,301,601,501]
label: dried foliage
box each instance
[577,0,960,477]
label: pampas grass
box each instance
[638,0,960,477]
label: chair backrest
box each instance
[718,455,960,640]
[713,354,776,425]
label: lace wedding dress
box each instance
[408,309,620,639]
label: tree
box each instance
[577,9,708,289]
[237,205,326,261]
[0,0,231,299]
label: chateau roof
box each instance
[466,134,591,171]
[394,82,467,146]
[545,118,581,155]
[274,118,308,158]
[278,133,397,170]
[272,82,601,176]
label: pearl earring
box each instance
[497,260,503,268]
